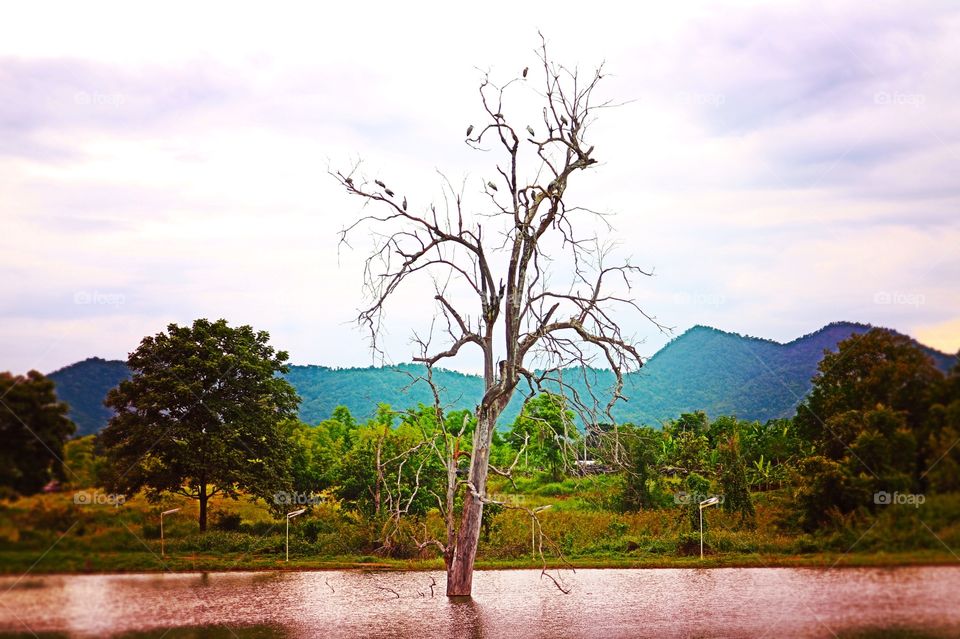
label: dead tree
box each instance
[334,37,662,597]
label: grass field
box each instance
[1,474,957,575]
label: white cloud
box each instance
[1,0,959,375]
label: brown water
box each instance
[1,567,959,638]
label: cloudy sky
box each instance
[1,0,958,375]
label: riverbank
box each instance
[1,548,956,575]
[4,480,959,578]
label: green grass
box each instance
[0,548,956,576]
[1,477,958,575]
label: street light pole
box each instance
[698,496,721,560]
[286,509,306,562]
[530,505,552,557]
[160,508,181,557]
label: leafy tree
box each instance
[0,371,75,496]
[792,329,945,529]
[101,319,299,531]
[793,455,868,531]
[926,410,960,492]
[793,406,920,530]
[668,411,710,437]
[507,393,577,481]
[925,354,960,492]
[618,424,662,511]
[336,405,395,516]
[716,433,755,526]
[740,418,807,478]
[336,405,444,523]
[670,430,709,477]
[63,435,107,488]
[796,328,941,465]
[684,472,712,532]
[286,406,360,497]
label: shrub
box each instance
[212,513,243,532]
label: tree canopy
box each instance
[0,370,75,496]
[100,318,300,530]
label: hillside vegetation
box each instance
[49,322,954,435]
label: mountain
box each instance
[47,322,956,436]
[621,322,955,424]
[46,357,131,436]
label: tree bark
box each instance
[198,483,208,532]
[446,404,501,596]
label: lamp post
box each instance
[286,509,306,562]
[698,496,721,560]
[530,505,552,557]
[160,508,181,557]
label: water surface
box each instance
[1,567,958,638]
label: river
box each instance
[1,567,958,638]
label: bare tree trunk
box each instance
[446,406,499,596]
[335,38,660,597]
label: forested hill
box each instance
[46,357,130,438]
[48,322,956,435]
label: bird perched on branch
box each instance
[487,181,498,191]
[522,67,528,78]
[402,196,407,211]
[385,188,395,197]
[466,124,474,137]
[526,125,535,137]
[375,179,386,189]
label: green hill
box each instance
[45,357,130,437]
[47,322,956,435]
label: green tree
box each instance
[507,393,577,480]
[796,328,941,469]
[684,472,712,532]
[669,411,709,437]
[716,433,755,526]
[336,404,444,522]
[286,406,360,497]
[925,354,960,492]
[0,371,75,496]
[740,418,807,488]
[792,329,939,529]
[101,319,299,531]
[793,455,868,531]
[63,435,106,488]
[670,430,708,477]
[618,424,662,511]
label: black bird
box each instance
[560,115,568,126]
[385,188,395,197]
[402,196,407,210]
[526,125,535,137]
[487,181,498,191]
[522,67,528,78]
[344,177,353,186]
[466,124,474,137]
[375,179,386,188]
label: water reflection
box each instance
[0,626,289,639]
[0,568,958,638]
[446,597,485,639]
